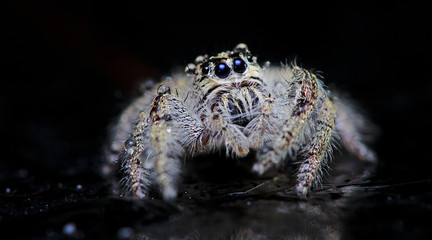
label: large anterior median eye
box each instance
[214,62,230,78]
[233,58,247,73]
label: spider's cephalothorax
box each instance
[105,43,377,200]
[186,44,275,156]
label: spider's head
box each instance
[186,43,261,86]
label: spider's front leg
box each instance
[253,67,320,173]
[124,85,203,200]
[295,98,336,196]
[253,67,335,196]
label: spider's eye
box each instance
[214,62,230,78]
[201,62,210,75]
[233,58,247,73]
[246,54,253,63]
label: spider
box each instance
[104,43,377,200]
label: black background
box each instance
[1,1,432,239]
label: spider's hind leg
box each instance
[334,97,377,162]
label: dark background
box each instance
[1,1,432,239]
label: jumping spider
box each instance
[104,43,376,200]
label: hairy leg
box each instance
[121,111,153,199]
[253,67,320,174]
[122,85,204,200]
[103,91,155,194]
[296,97,336,196]
[149,119,182,200]
[334,98,377,162]
[149,85,205,200]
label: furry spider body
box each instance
[105,44,376,200]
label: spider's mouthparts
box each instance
[225,87,261,127]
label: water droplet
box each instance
[62,222,76,236]
[117,227,134,239]
[157,84,171,95]
[124,139,136,149]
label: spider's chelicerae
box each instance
[105,44,376,200]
